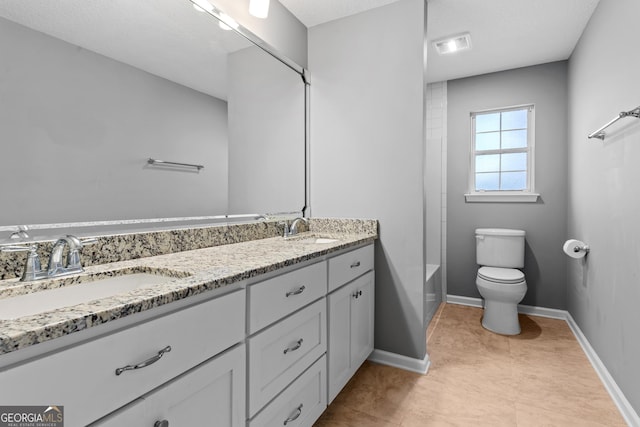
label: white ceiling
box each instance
[425,0,600,83]
[278,0,401,28]
[0,0,251,99]
[278,0,601,83]
[1,0,601,95]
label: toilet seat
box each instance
[478,266,524,284]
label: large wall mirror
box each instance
[0,0,306,238]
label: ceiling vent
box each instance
[433,33,472,55]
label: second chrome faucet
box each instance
[282,217,309,238]
[0,235,97,281]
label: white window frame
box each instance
[465,104,539,203]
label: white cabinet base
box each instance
[327,271,375,403]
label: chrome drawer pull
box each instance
[283,403,303,425]
[283,338,304,354]
[350,261,361,268]
[115,345,172,376]
[285,285,306,297]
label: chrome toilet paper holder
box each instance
[572,243,590,254]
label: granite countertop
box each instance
[0,231,376,356]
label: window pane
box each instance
[502,130,527,149]
[501,152,527,171]
[501,171,527,190]
[475,113,500,133]
[476,173,499,190]
[476,154,500,173]
[475,132,500,151]
[501,109,527,130]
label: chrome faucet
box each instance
[0,235,97,281]
[9,225,29,240]
[47,235,97,278]
[280,217,309,238]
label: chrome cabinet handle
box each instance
[154,420,169,427]
[352,290,363,299]
[285,285,306,297]
[115,346,171,376]
[350,261,361,268]
[283,339,303,354]
[283,403,303,425]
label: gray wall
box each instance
[213,0,307,68]
[447,62,568,309]
[0,18,228,225]
[567,0,640,412]
[227,46,305,215]
[309,0,427,360]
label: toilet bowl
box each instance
[475,228,527,335]
[476,267,527,335]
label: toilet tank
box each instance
[475,228,525,268]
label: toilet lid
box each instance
[478,267,524,284]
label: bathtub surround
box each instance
[0,218,377,355]
[425,82,447,327]
[447,61,569,310]
[567,0,640,419]
[309,0,427,365]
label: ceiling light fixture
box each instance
[249,0,270,19]
[433,33,472,55]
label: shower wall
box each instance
[425,81,447,325]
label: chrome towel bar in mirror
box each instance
[147,158,204,171]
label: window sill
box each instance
[464,192,540,203]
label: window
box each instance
[465,105,539,202]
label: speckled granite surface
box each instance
[0,218,377,356]
[0,221,286,280]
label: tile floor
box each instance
[314,303,626,426]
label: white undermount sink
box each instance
[294,237,339,244]
[0,272,179,320]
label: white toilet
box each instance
[475,228,527,335]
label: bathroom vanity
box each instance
[0,219,376,426]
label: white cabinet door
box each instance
[327,271,375,403]
[91,344,245,427]
[351,272,375,370]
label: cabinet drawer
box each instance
[0,289,245,427]
[248,261,327,334]
[249,355,327,427]
[91,344,246,427]
[328,244,374,292]
[247,298,326,417]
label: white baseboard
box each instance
[565,313,640,427]
[368,349,431,375]
[445,294,639,426]
[516,304,566,319]
[446,294,483,307]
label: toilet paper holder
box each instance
[572,243,590,254]
[563,239,589,259]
